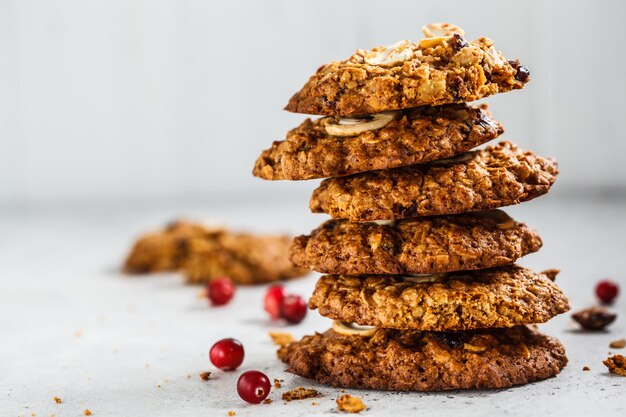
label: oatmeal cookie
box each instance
[254,104,502,180]
[278,326,567,391]
[183,233,307,285]
[290,210,540,275]
[285,25,529,116]
[124,220,223,273]
[310,141,558,221]
[308,265,570,331]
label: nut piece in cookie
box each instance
[603,354,626,376]
[282,386,322,401]
[336,394,366,413]
[571,306,616,331]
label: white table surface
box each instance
[1,196,625,416]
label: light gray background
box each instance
[1,1,626,416]
[1,0,625,208]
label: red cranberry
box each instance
[207,277,235,306]
[209,338,244,371]
[264,285,285,320]
[237,370,271,404]
[596,280,619,304]
[281,294,307,324]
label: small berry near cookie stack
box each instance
[253,22,570,391]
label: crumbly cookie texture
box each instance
[285,27,529,116]
[124,220,224,273]
[308,265,569,331]
[290,210,541,275]
[182,233,307,285]
[253,104,503,180]
[603,355,626,376]
[278,326,567,391]
[336,394,366,413]
[310,141,558,221]
[282,386,322,401]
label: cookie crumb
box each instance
[541,269,560,281]
[269,332,294,347]
[336,394,366,413]
[227,412,236,416]
[83,410,92,416]
[273,378,282,389]
[312,401,318,406]
[199,371,211,381]
[603,354,626,376]
[582,366,590,371]
[263,398,273,404]
[282,386,322,401]
[572,306,616,330]
[609,338,626,349]
[53,396,62,404]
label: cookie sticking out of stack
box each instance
[253,23,569,391]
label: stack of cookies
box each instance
[253,23,569,391]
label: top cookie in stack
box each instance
[253,23,568,392]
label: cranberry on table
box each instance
[207,277,235,306]
[264,285,285,320]
[281,294,307,324]
[209,338,244,371]
[237,370,271,404]
[596,280,619,304]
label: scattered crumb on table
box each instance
[53,396,62,404]
[282,386,322,401]
[227,412,236,416]
[273,378,282,389]
[199,371,211,381]
[603,354,626,376]
[84,409,92,416]
[582,366,590,371]
[336,394,366,413]
[269,331,294,347]
[609,338,626,349]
